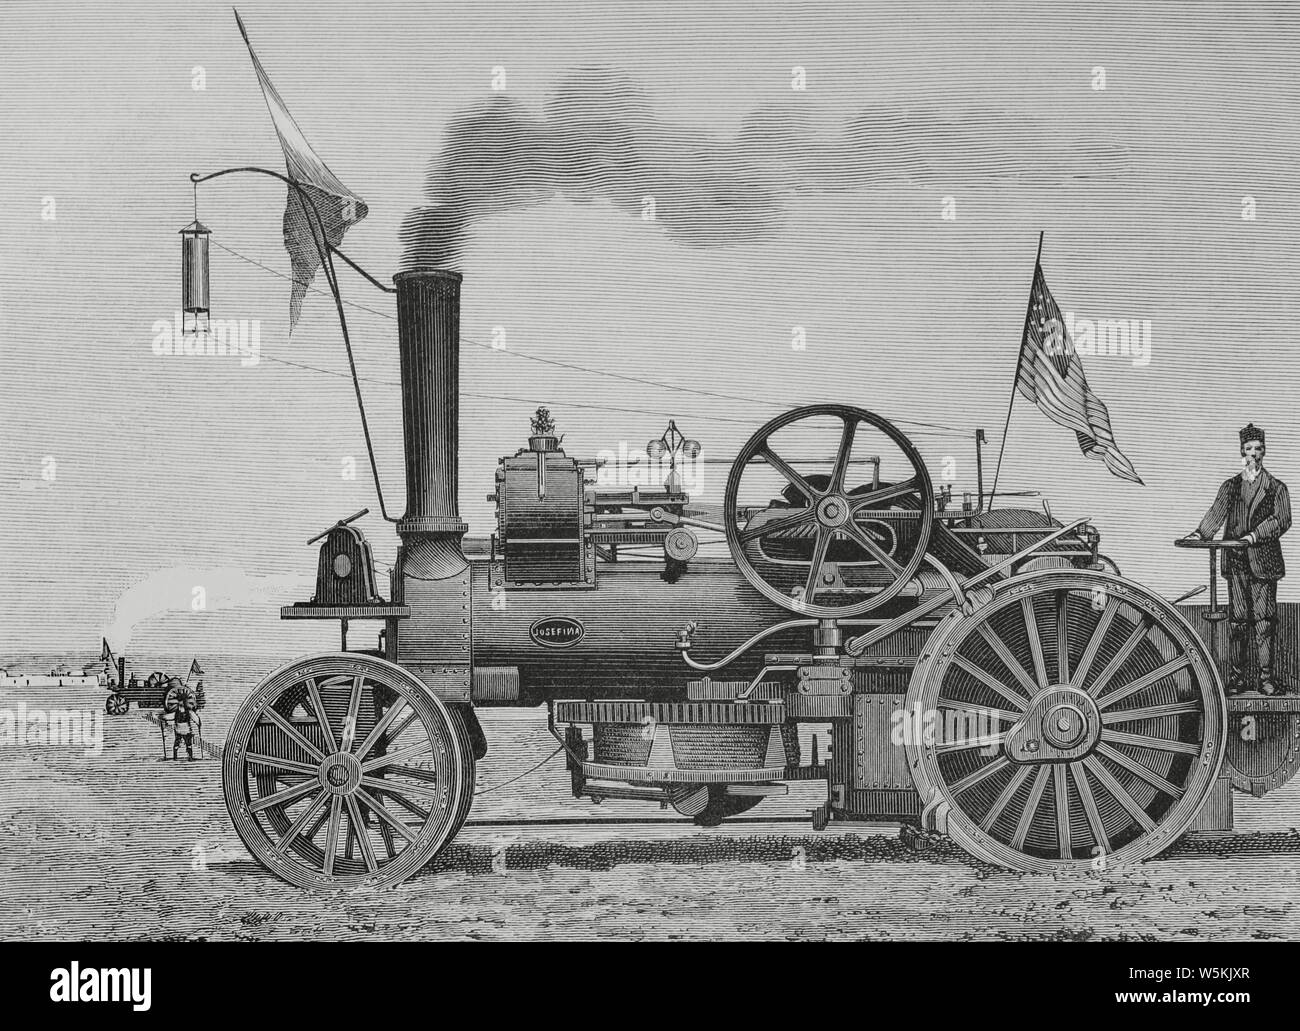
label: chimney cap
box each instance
[393,267,462,284]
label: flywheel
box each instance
[724,404,934,617]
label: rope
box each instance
[473,745,563,796]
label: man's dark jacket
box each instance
[1197,469,1292,580]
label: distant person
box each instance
[1189,424,1292,695]
[164,681,202,761]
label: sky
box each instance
[1,0,1298,656]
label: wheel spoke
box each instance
[830,418,857,492]
[340,675,364,752]
[1096,656,1192,710]
[344,795,379,874]
[378,821,397,860]
[1052,764,1072,859]
[1101,701,1201,724]
[382,764,439,783]
[355,786,420,843]
[1100,729,1200,755]
[249,777,320,814]
[1082,754,1157,833]
[245,752,321,776]
[935,730,1007,756]
[256,707,326,763]
[304,677,338,753]
[979,764,1034,831]
[840,519,904,575]
[738,506,815,544]
[947,755,1010,796]
[1021,597,1048,689]
[758,445,820,502]
[354,700,411,763]
[385,708,422,748]
[360,774,445,801]
[951,655,1029,711]
[1095,742,1185,799]
[361,740,433,773]
[322,796,344,876]
[272,791,329,856]
[1070,762,1110,855]
[805,527,832,601]
[343,814,356,861]
[1071,597,1118,688]
[976,624,1041,699]
[1011,765,1052,850]
[1056,593,1071,684]
[848,478,919,511]
[1085,618,1151,698]
[371,786,431,822]
[938,699,1022,725]
[304,805,332,843]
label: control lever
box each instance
[306,508,369,545]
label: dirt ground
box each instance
[2,679,1299,942]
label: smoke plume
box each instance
[103,568,312,653]
[401,69,1129,268]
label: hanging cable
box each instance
[208,236,971,440]
[191,167,399,522]
[473,745,564,795]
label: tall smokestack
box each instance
[393,268,467,541]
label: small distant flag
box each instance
[1015,252,1144,485]
[234,9,369,330]
[190,659,206,678]
[101,638,114,662]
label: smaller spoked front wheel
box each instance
[223,653,475,890]
[105,694,128,715]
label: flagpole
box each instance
[190,165,397,524]
[988,231,1044,510]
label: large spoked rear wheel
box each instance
[223,653,475,890]
[906,571,1224,874]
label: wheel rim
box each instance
[223,653,472,890]
[724,404,934,618]
[906,570,1224,873]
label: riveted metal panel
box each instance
[853,693,911,789]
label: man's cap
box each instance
[1240,423,1266,447]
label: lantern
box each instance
[179,219,211,334]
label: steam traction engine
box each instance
[224,268,1271,889]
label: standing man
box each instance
[164,681,202,761]
[1191,424,1292,694]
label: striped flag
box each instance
[235,10,368,330]
[1016,262,1144,485]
